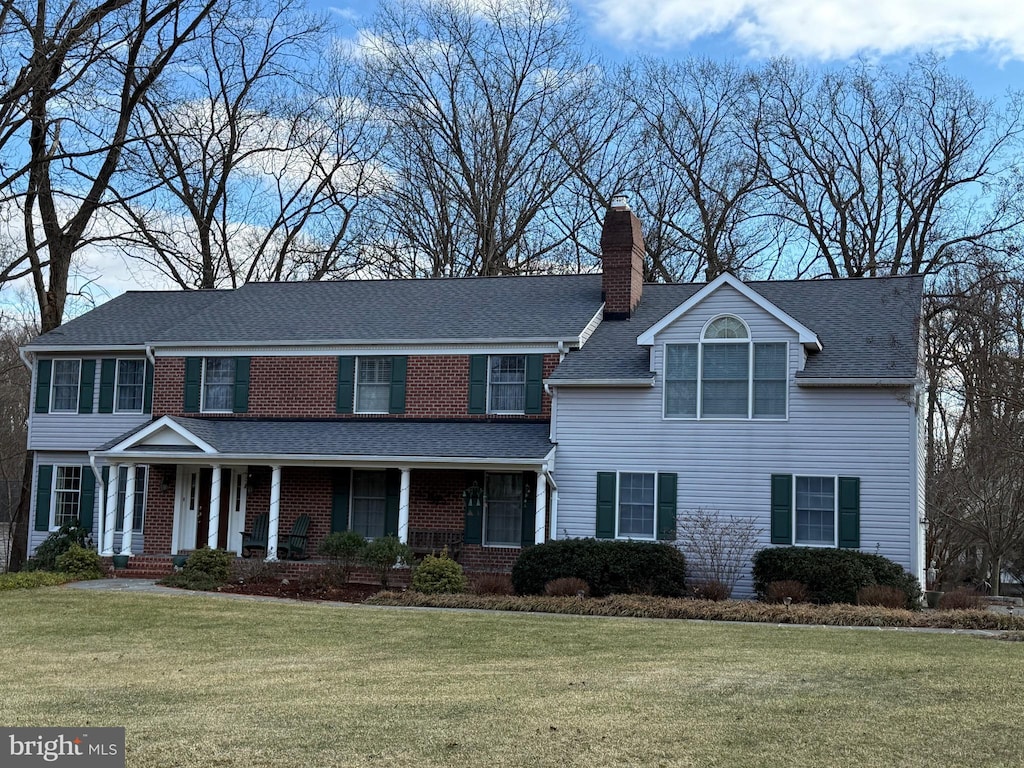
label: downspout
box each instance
[145,344,156,366]
[544,467,559,541]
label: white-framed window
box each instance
[50,359,81,413]
[488,355,527,413]
[114,466,147,532]
[51,465,82,528]
[115,359,146,413]
[664,315,788,419]
[350,470,387,539]
[484,472,522,546]
[202,358,236,413]
[356,357,392,413]
[794,475,837,546]
[616,472,656,540]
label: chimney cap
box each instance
[610,194,630,211]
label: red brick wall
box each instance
[142,466,175,555]
[152,353,558,419]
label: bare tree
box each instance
[359,0,600,277]
[0,316,32,572]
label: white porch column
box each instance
[207,465,222,550]
[102,464,119,556]
[267,465,282,561]
[119,464,136,556]
[534,471,547,545]
[398,468,411,544]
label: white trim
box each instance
[636,273,822,350]
[577,304,605,348]
[545,377,654,388]
[50,358,82,413]
[796,377,919,387]
[701,314,750,340]
[24,344,148,354]
[153,341,575,357]
[613,470,658,541]
[792,475,839,548]
[112,358,147,414]
[102,415,218,454]
[92,451,549,470]
[49,464,83,531]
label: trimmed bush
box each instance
[752,547,921,607]
[471,572,515,595]
[161,547,233,591]
[0,572,75,590]
[319,531,367,584]
[857,584,908,609]
[766,580,809,604]
[361,535,413,589]
[939,587,984,610]
[411,552,468,594]
[25,520,92,572]
[544,577,590,597]
[55,544,105,581]
[511,539,687,598]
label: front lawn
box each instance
[1,587,1021,767]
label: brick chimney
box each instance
[600,195,645,320]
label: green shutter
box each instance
[838,477,861,549]
[232,357,250,413]
[79,467,96,530]
[184,358,202,413]
[78,359,96,414]
[657,473,677,540]
[389,356,407,414]
[524,354,543,414]
[468,355,487,414]
[770,474,793,545]
[463,470,485,545]
[596,472,616,539]
[35,464,53,531]
[35,359,52,414]
[331,469,351,532]
[336,357,354,414]
[143,360,154,414]
[521,474,535,548]
[384,469,401,537]
[98,359,116,413]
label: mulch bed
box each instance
[217,578,383,602]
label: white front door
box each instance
[172,466,201,554]
[226,467,248,555]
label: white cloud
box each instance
[586,0,1024,60]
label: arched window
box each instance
[664,315,787,419]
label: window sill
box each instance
[482,543,521,549]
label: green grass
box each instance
[1,588,1022,768]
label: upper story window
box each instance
[51,360,81,413]
[664,315,788,420]
[115,359,146,413]
[202,358,236,412]
[356,357,392,414]
[489,355,527,413]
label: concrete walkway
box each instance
[63,578,1022,638]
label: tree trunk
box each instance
[7,454,33,571]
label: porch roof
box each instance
[95,416,554,465]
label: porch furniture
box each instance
[240,513,269,558]
[408,529,463,562]
[278,514,311,560]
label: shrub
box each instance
[511,539,687,597]
[361,535,413,589]
[0,572,75,590]
[752,547,921,607]
[25,520,92,572]
[678,509,762,599]
[55,544,105,581]
[544,577,590,597]
[471,572,515,595]
[411,552,468,594]
[939,587,984,610]
[319,531,367,584]
[161,547,233,591]
[230,558,284,585]
[857,584,908,609]
[690,579,731,602]
[766,580,809,604]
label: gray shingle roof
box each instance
[100,417,553,461]
[550,275,924,381]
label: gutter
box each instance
[545,377,655,388]
[18,346,33,370]
[795,377,919,388]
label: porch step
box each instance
[104,556,175,580]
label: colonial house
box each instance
[20,202,927,590]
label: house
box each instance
[20,201,927,591]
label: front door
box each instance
[174,467,247,554]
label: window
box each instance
[794,476,836,546]
[617,472,656,539]
[202,358,236,412]
[115,466,147,532]
[664,315,788,419]
[52,466,82,527]
[51,360,81,412]
[488,355,526,413]
[115,359,146,413]
[356,357,392,413]
[350,470,387,538]
[484,473,522,546]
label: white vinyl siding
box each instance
[115,359,146,413]
[484,472,522,546]
[51,360,81,413]
[202,358,235,413]
[355,357,391,413]
[488,355,526,413]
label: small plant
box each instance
[161,547,233,591]
[765,580,809,604]
[857,584,909,609]
[690,579,731,602]
[230,558,283,585]
[25,520,93,572]
[678,509,762,600]
[319,531,367,584]
[544,577,590,597]
[361,535,413,589]
[939,587,984,610]
[471,572,515,595]
[55,544,105,581]
[411,551,468,594]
